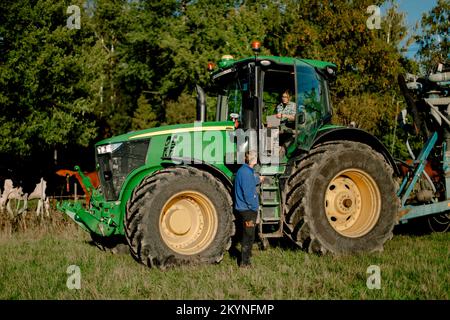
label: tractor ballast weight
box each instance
[58,51,447,269]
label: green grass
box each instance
[0,217,448,300]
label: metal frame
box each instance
[398,132,450,222]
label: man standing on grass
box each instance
[234,150,263,268]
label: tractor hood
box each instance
[94,120,235,202]
[96,121,235,146]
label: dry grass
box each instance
[0,200,78,240]
[0,207,448,300]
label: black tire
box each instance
[283,141,352,234]
[125,166,234,268]
[283,141,399,254]
[427,214,450,233]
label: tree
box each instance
[131,94,159,130]
[164,92,196,125]
[416,0,449,70]
[0,0,100,157]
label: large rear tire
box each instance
[125,166,234,268]
[284,141,399,254]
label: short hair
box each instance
[282,90,291,99]
[245,150,258,164]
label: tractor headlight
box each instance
[97,143,122,155]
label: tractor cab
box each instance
[209,48,337,161]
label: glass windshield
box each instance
[296,63,324,149]
[214,69,252,128]
[226,76,246,117]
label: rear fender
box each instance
[312,127,401,176]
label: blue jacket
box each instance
[234,164,260,212]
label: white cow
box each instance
[0,178,49,218]
[0,179,13,213]
[28,178,49,217]
[0,179,28,218]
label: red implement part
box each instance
[398,160,441,182]
[56,169,100,205]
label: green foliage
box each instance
[415,0,449,70]
[334,93,395,133]
[131,94,159,130]
[0,0,439,163]
[0,0,102,156]
[164,92,196,125]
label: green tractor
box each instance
[59,44,401,268]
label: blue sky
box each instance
[387,0,438,58]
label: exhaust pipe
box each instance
[196,85,206,122]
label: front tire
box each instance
[125,166,234,268]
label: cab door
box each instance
[295,61,327,151]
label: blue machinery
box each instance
[397,132,450,223]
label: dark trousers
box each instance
[239,210,257,266]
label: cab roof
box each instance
[212,55,337,76]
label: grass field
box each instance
[0,211,448,300]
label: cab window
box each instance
[296,65,323,114]
[261,67,296,124]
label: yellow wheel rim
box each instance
[160,191,218,255]
[324,169,381,238]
